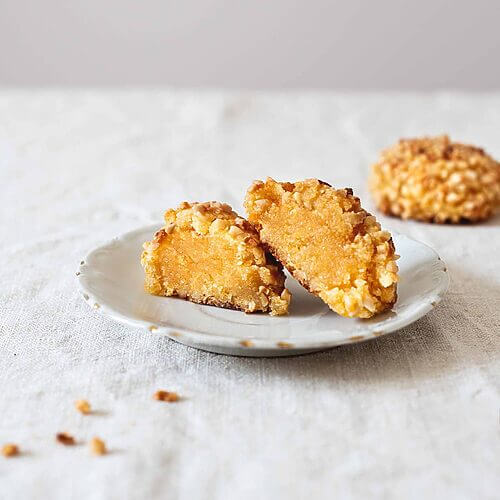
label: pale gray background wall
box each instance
[1,0,499,89]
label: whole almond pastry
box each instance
[141,201,291,315]
[369,135,500,223]
[245,178,399,318]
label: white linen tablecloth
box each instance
[0,90,499,500]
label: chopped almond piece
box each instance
[56,432,76,446]
[75,399,91,415]
[90,437,106,455]
[2,443,19,457]
[154,390,180,402]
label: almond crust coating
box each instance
[369,135,500,223]
[245,178,398,319]
[141,201,291,316]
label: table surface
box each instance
[0,90,499,500]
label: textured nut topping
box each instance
[2,444,19,457]
[369,135,500,223]
[228,225,244,237]
[248,180,264,193]
[253,199,271,211]
[164,223,176,234]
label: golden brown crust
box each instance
[245,178,398,318]
[369,135,500,223]
[164,289,257,313]
[142,201,291,316]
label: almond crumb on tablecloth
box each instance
[90,437,107,455]
[153,390,180,402]
[75,399,91,414]
[2,444,19,457]
[56,432,76,446]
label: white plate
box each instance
[77,224,449,357]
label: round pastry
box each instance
[369,135,500,223]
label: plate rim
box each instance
[76,224,450,354]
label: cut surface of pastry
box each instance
[245,178,398,318]
[141,201,291,315]
[369,135,500,223]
